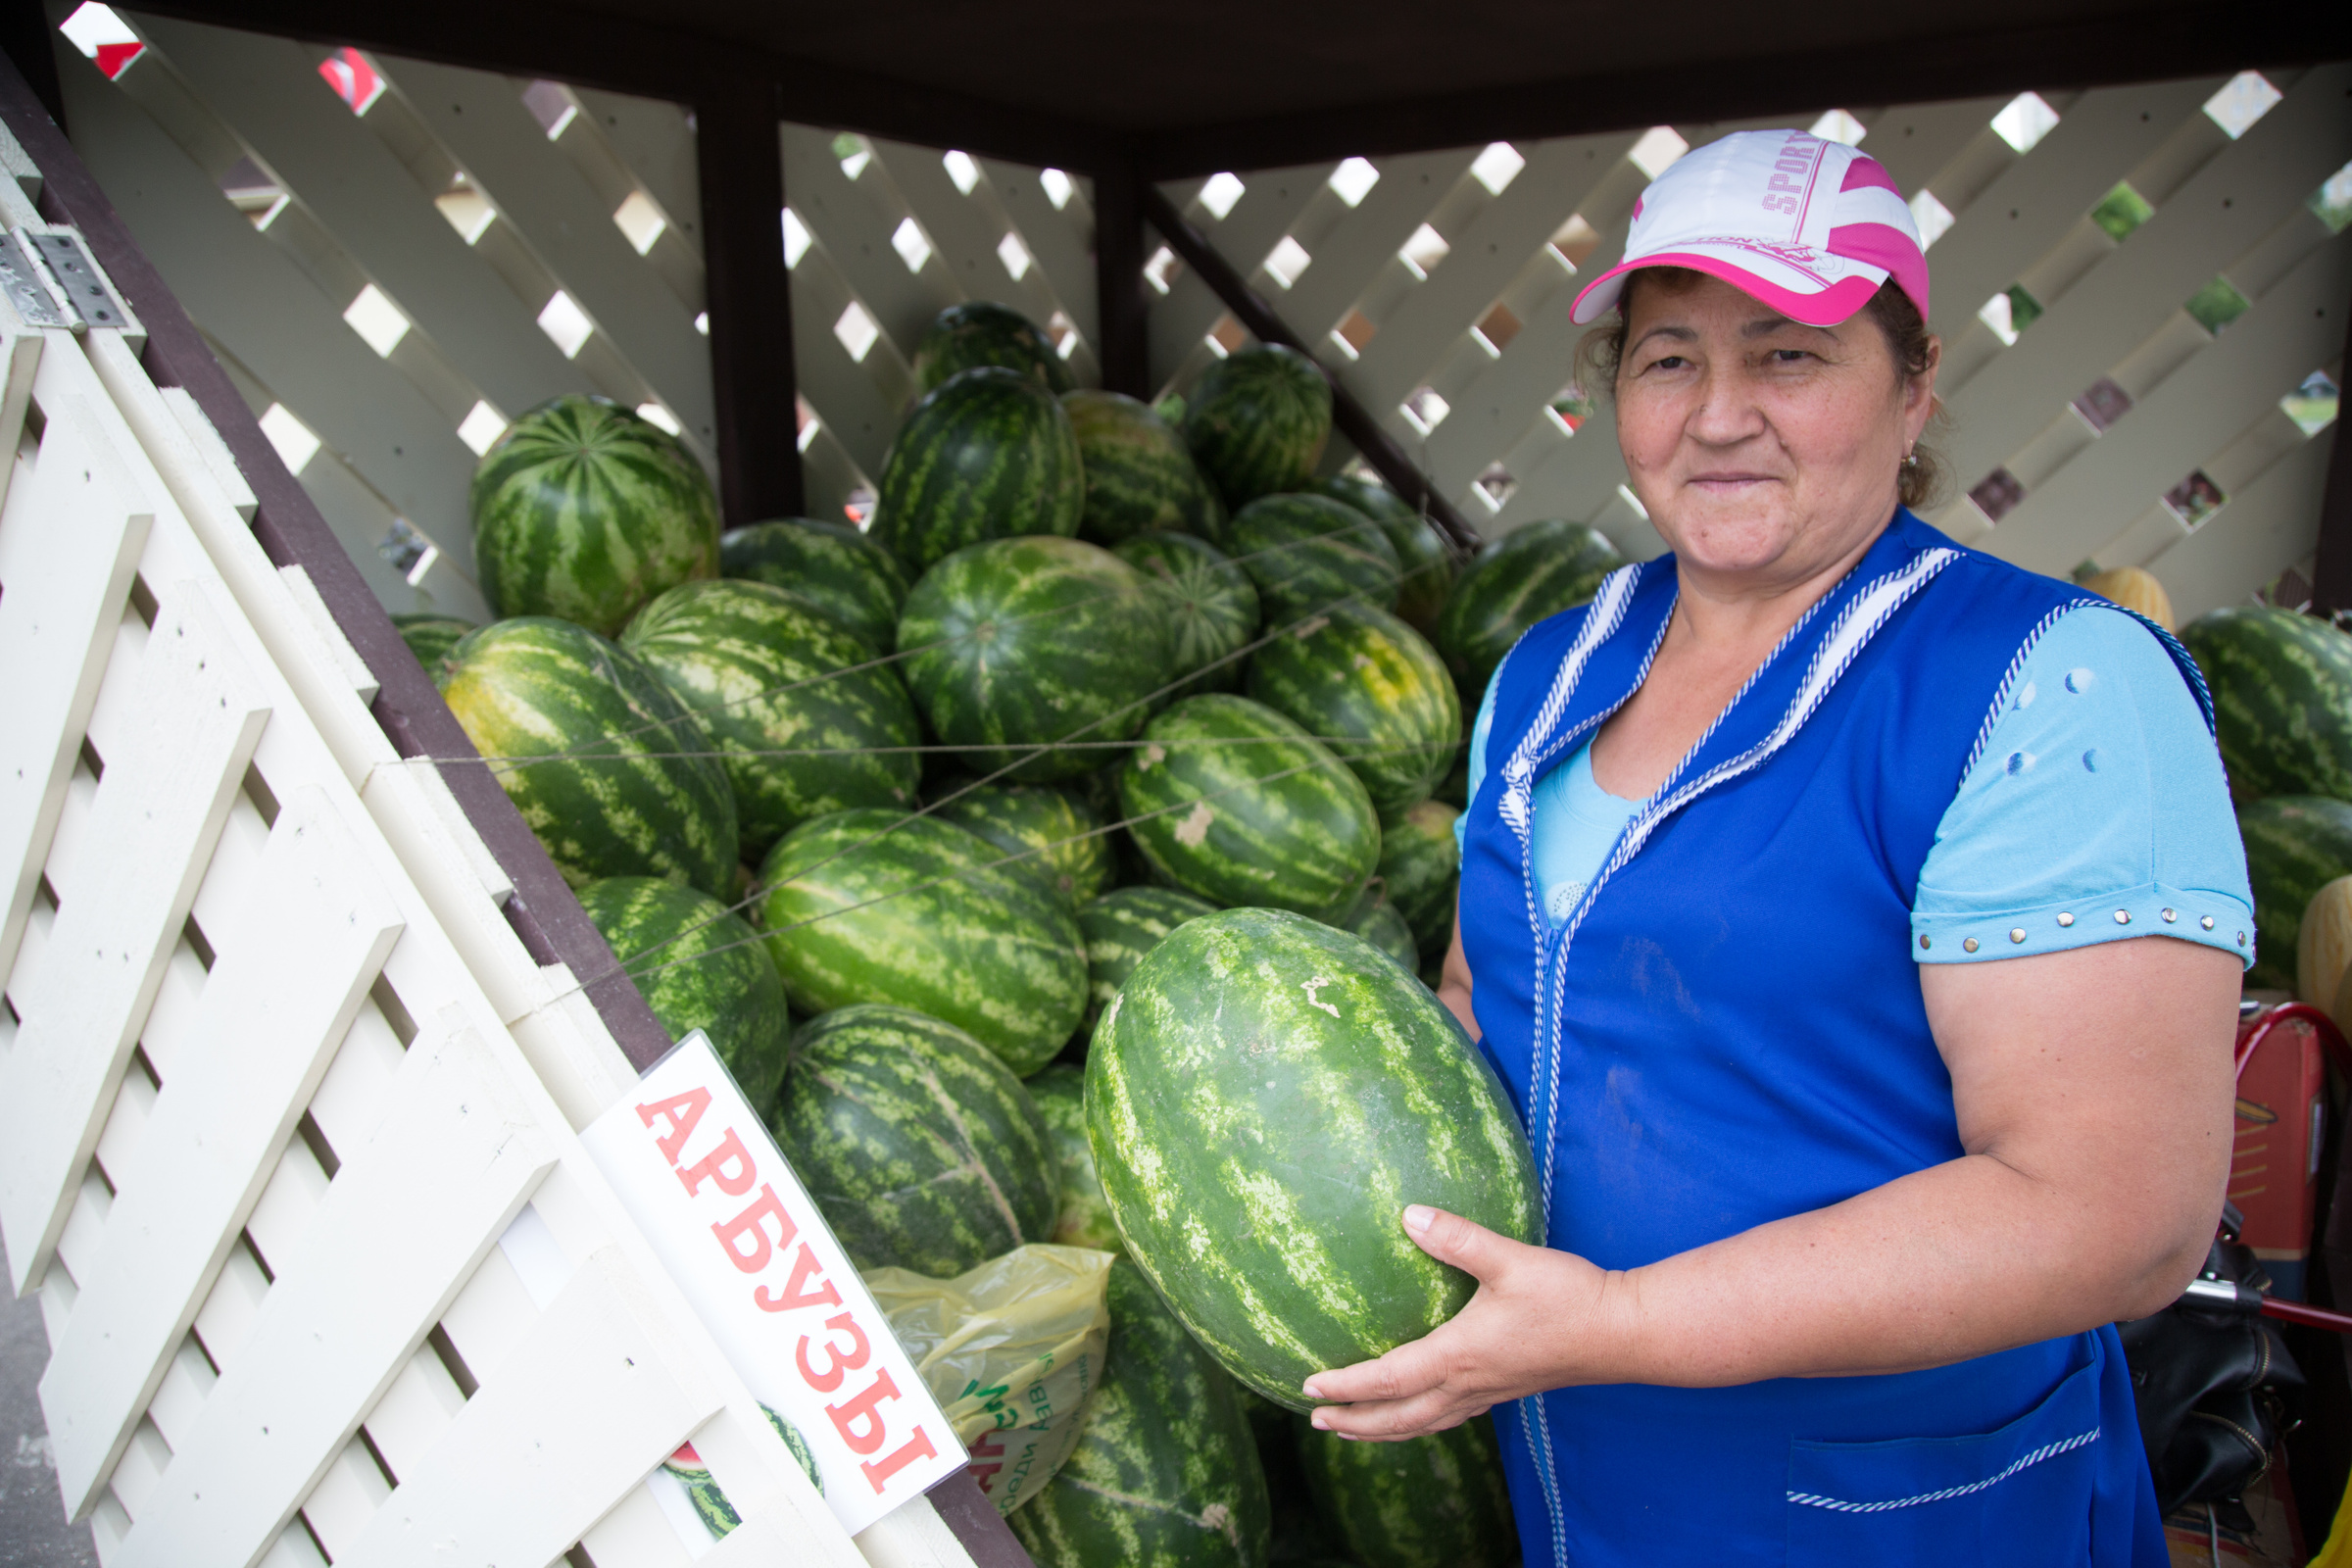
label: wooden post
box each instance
[2310,279,2352,617]
[0,0,62,131]
[695,74,802,524]
[1091,149,1149,398]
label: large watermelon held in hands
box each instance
[869,367,1084,573]
[1302,476,1455,635]
[470,394,719,636]
[931,777,1114,910]
[1088,908,1542,1412]
[575,876,791,1113]
[1064,390,1224,544]
[391,612,476,670]
[1295,1412,1516,1568]
[1437,517,1626,699]
[1379,800,1461,960]
[1120,695,1380,916]
[1183,343,1332,509]
[436,617,738,897]
[718,517,910,653]
[2181,606,2352,804]
[900,536,1175,783]
[1219,494,1400,623]
[1076,886,1220,1046]
[621,578,921,860]
[771,1004,1057,1278]
[911,301,1076,399]
[1247,601,1461,818]
[1010,1258,1272,1568]
[1114,532,1262,698]
[757,808,1087,1075]
[2236,795,2352,990]
[1028,1064,1119,1251]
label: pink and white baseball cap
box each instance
[1569,128,1930,327]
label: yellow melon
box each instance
[2299,874,2352,1018]
[2080,566,2176,632]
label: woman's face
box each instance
[1614,271,1937,592]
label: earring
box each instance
[1902,450,1919,468]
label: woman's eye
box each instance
[1647,355,1689,372]
[1769,349,1812,365]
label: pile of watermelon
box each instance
[408,306,1607,1565]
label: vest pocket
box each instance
[1785,1358,2102,1566]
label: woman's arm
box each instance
[1304,933,2237,1438]
[1437,897,1477,1040]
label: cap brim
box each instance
[1569,248,1890,328]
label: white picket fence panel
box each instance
[0,132,972,1568]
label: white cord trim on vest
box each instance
[1786,1426,2099,1513]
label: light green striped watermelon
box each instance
[1182,344,1332,509]
[869,368,1084,573]
[757,808,1087,1075]
[620,578,921,860]
[1296,1412,1514,1568]
[392,612,476,670]
[931,778,1113,910]
[470,394,719,636]
[1028,1064,1119,1250]
[1219,494,1400,622]
[771,1004,1057,1277]
[1113,532,1262,698]
[1437,517,1625,699]
[2236,795,2350,989]
[1010,1258,1271,1568]
[436,617,737,897]
[1077,886,1220,1045]
[1303,476,1455,636]
[911,301,1076,398]
[2181,606,2352,803]
[1247,601,1460,818]
[900,536,1175,783]
[718,517,910,653]
[1064,390,1224,544]
[576,876,791,1112]
[1088,908,1541,1411]
[1379,801,1460,960]
[1120,696,1379,915]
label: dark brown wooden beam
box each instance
[698,74,800,524]
[2310,279,2352,616]
[1091,152,1149,397]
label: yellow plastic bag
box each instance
[862,1244,1114,1519]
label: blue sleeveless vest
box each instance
[1458,512,2175,1567]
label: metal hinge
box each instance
[0,225,140,341]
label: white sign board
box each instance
[580,1032,962,1534]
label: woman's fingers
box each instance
[1400,1203,1521,1280]
[1301,1327,1452,1407]
[1311,1388,1488,1442]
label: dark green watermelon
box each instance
[869,367,1084,573]
[771,1004,1057,1277]
[470,394,719,636]
[1077,886,1220,1044]
[911,301,1075,398]
[1028,1063,1119,1250]
[1113,532,1262,697]
[1064,389,1224,543]
[1437,517,1625,699]
[757,808,1087,1075]
[899,536,1175,783]
[436,617,737,897]
[1009,1258,1271,1568]
[1296,1412,1515,1568]
[391,612,476,670]
[718,516,910,653]
[1219,494,1400,623]
[1120,695,1379,915]
[620,578,921,859]
[931,778,1114,910]
[2236,795,2350,989]
[1303,475,1455,635]
[1327,887,1418,971]
[2180,606,2352,804]
[1183,344,1332,509]
[1247,601,1460,817]
[1088,908,1541,1411]
[1379,800,1461,959]
[576,877,791,1112]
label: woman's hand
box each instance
[1300,1203,1633,1442]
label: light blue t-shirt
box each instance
[1456,605,2255,966]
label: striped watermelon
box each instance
[576,876,791,1113]
[757,808,1087,1075]
[1063,390,1224,544]
[1009,1258,1271,1568]
[1246,601,1460,818]
[1378,801,1461,960]
[1113,532,1262,698]
[621,578,921,860]
[1182,344,1332,509]
[771,1004,1057,1277]
[470,394,719,636]
[1088,907,1541,1411]
[1219,494,1400,622]
[1437,517,1625,698]
[900,536,1175,783]
[1296,1412,1515,1568]
[1302,476,1454,636]
[2181,606,2352,803]
[1120,696,1379,915]
[436,617,737,897]
[911,301,1076,398]
[1077,886,1220,1046]
[718,517,910,653]
[931,778,1114,910]
[391,612,476,670]
[1028,1064,1119,1250]
[869,368,1084,573]
[1328,888,1418,971]
[2237,796,2350,990]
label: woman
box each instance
[1303,130,2249,1566]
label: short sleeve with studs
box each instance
[1910,605,2254,967]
